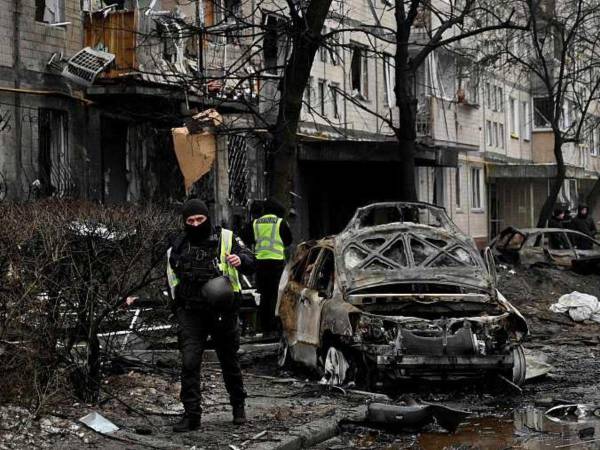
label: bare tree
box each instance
[496,0,600,226]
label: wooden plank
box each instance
[84,11,137,78]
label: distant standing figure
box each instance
[569,203,597,249]
[548,207,565,228]
[243,199,293,335]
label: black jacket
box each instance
[167,229,255,305]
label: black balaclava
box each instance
[182,199,212,244]
[578,203,589,218]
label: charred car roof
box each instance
[333,202,492,294]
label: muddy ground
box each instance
[5,266,600,449]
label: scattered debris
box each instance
[79,412,119,434]
[549,292,600,323]
[62,47,115,86]
[546,404,600,422]
[319,347,349,386]
[171,127,216,193]
[524,349,554,380]
[365,401,470,433]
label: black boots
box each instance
[173,413,201,432]
[232,404,246,425]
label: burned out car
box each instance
[276,203,528,388]
[491,227,600,273]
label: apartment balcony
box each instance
[83,11,138,79]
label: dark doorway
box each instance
[300,161,404,238]
[100,117,128,203]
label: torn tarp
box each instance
[171,127,216,194]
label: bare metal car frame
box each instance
[277,202,528,387]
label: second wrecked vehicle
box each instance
[277,203,528,388]
[490,226,600,273]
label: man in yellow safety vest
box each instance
[166,199,255,432]
[243,199,292,335]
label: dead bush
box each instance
[0,200,178,408]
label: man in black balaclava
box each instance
[166,199,255,432]
[569,203,597,249]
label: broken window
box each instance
[263,15,284,74]
[534,97,553,129]
[36,0,66,24]
[38,109,70,197]
[351,46,368,98]
[292,247,321,285]
[312,250,335,297]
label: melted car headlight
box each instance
[354,315,395,344]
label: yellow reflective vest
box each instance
[253,214,285,260]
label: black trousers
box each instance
[175,307,246,416]
[256,260,285,333]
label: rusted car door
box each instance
[542,232,576,266]
[278,246,321,347]
[278,245,336,367]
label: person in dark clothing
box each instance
[569,204,597,249]
[242,199,293,335]
[547,207,569,249]
[548,207,566,229]
[166,199,255,432]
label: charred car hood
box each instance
[335,222,492,294]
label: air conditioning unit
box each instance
[62,47,115,86]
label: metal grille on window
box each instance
[38,108,76,198]
[228,135,248,206]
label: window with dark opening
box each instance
[330,83,339,118]
[35,0,66,24]
[351,46,368,98]
[318,80,326,116]
[534,97,553,128]
[38,108,69,197]
[313,250,335,297]
[263,15,280,74]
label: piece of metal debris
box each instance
[366,402,469,433]
[79,411,119,434]
[62,47,115,86]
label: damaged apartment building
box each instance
[3,0,600,244]
[0,0,259,207]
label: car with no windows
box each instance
[276,202,528,389]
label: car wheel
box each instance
[511,345,527,386]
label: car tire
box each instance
[511,345,527,386]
